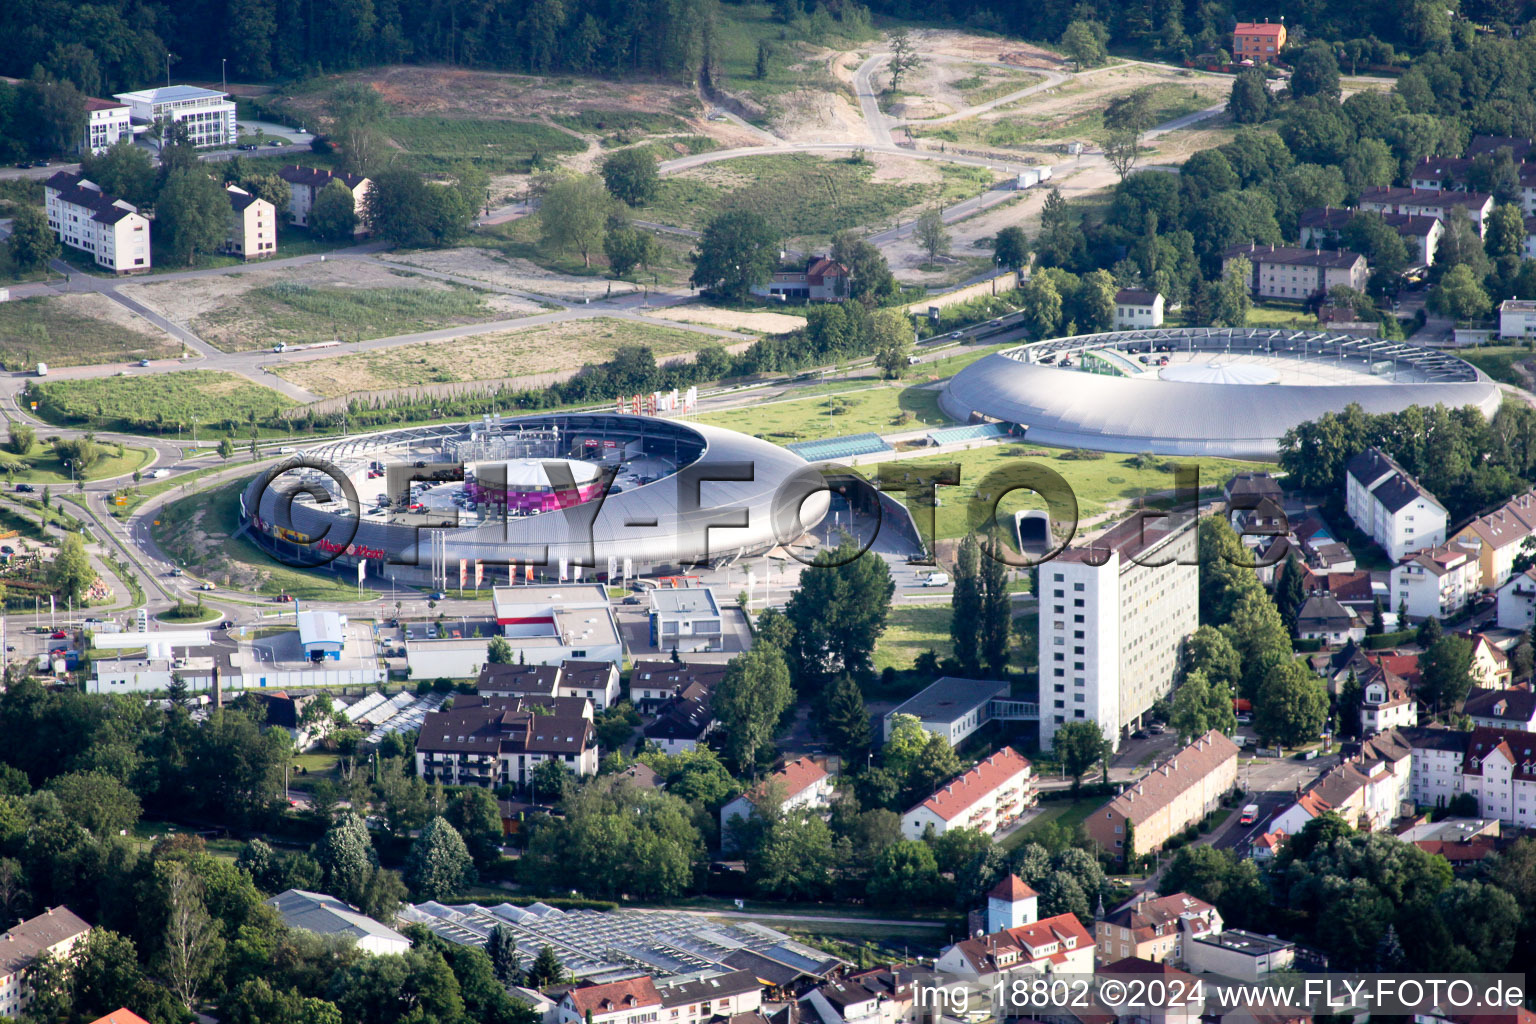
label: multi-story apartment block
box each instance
[628,660,728,712]
[223,185,276,260]
[1085,731,1238,857]
[0,907,91,1019]
[1273,730,1413,835]
[1297,206,1443,267]
[1345,447,1447,562]
[1464,687,1536,732]
[1452,490,1536,589]
[1222,243,1368,300]
[1497,566,1536,629]
[113,85,237,148]
[81,97,132,154]
[721,757,833,846]
[43,171,150,274]
[414,695,596,788]
[1038,509,1198,752]
[1404,726,1536,827]
[276,165,372,232]
[1412,144,1536,215]
[900,747,1036,840]
[1096,892,1222,965]
[1357,186,1494,235]
[1391,544,1480,621]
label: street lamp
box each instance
[221,58,227,94]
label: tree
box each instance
[1170,669,1237,743]
[329,82,388,175]
[1253,660,1328,747]
[886,29,922,92]
[157,861,223,1010]
[870,308,912,379]
[158,169,229,266]
[979,535,1011,673]
[1059,19,1107,69]
[486,637,515,664]
[1485,203,1526,264]
[1053,721,1109,792]
[994,226,1028,272]
[1228,69,1270,124]
[310,178,359,241]
[1021,272,1063,339]
[867,840,940,906]
[714,646,793,774]
[690,209,779,301]
[755,40,771,80]
[218,437,235,461]
[538,173,610,268]
[950,535,982,674]
[600,148,659,206]
[1419,635,1475,712]
[19,73,86,157]
[317,812,376,907]
[363,167,473,248]
[819,673,871,758]
[1291,43,1342,100]
[238,172,291,212]
[604,221,659,278]
[445,787,505,869]
[49,533,93,606]
[784,539,895,690]
[915,207,949,262]
[486,923,520,986]
[5,205,60,272]
[1211,256,1252,327]
[1275,555,1306,637]
[47,770,141,836]
[405,816,474,901]
[526,944,565,987]
[831,230,897,305]
[1429,263,1492,321]
[5,422,34,456]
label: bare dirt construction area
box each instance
[907,30,1068,69]
[121,260,543,352]
[886,58,1041,120]
[656,305,807,334]
[379,247,631,303]
[275,317,721,397]
[770,88,868,145]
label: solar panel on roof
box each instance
[785,433,892,462]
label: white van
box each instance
[923,572,950,587]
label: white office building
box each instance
[113,85,237,149]
[1345,447,1447,562]
[81,97,132,154]
[1038,510,1198,752]
[43,171,150,274]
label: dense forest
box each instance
[6,0,1536,98]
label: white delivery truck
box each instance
[923,572,951,587]
[36,363,47,376]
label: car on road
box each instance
[50,630,68,639]
[1149,722,1166,734]
[219,620,234,629]
[14,484,33,493]
[949,331,963,338]
[138,359,151,367]
[1239,803,1260,825]
[278,446,296,454]
[922,572,950,587]
[239,143,259,150]
[429,591,446,600]
[198,582,215,591]
[166,568,182,577]
[1132,728,1149,739]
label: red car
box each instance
[50,630,68,639]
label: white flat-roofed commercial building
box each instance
[113,85,236,148]
[1501,298,1536,339]
[490,584,622,665]
[266,889,411,955]
[81,97,131,154]
[1184,929,1294,981]
[648,587,724,653]
[882,677,1010,747]
[297,609,347,660]
[44,171,150,274]
[1039,510,1198,752]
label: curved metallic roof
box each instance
[242,413,829,570]
[941,328,1504,460]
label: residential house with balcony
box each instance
[1498,567,1536,629]
[1451,491,1536,589]
[43,171,150,274]
[1222,243,1367,300]
[655,970,762,1024]
[900,747,1036,840]
[1272,730,1413,835]
[0,907,92,1020]
[1391,544,1480,621]
[1464,686,1536,732]
[559,977,663,1024]
[414,695,596,789]
[1346,448,1447,563]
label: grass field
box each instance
[700,383,947,443]
[470,215,699,287]
[891,445,1271,540]
[384,116,586,172]
[638,153,981,241]
[152,479,371,601]
[56,223,360,278]
[998,797,1102,850]
[872,604,954,673]
[276,317,718,396]
[0,294,181,370]
[709,2,872,120]
[30,371,297,434]
[550,110,692,148]
[0,439,154,485]
[191,279,504,352]
[917,80,1223,149]
[1458,344,1532,386]
[953,68,1042,106]
[0,245,52,287]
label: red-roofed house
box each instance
[986,874,1039,932]
[900,747,1036,840]
[752,256,851,302]
[559,977,663,1024]
[934,912,1094,977]
[1233,21,1286,60]
[87,1012,153,1024]
[1096,892,1222,965]
[1251,830,1286,862]
[1085,731,1238,858]
[720,757,833,846]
